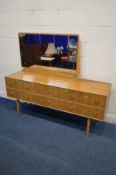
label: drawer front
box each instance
[78,105,104,120]
[65,101,77,114]
[6,78,34,93]
[27,94,65,111]
[67,90,84,103]
[67,90,106,108]
[15,80,33,92]
[30,95,104,120]
[32,83,106,109]
[33,83,43,94]
[37,96,65,111]
[6,87,104,120]
[65,101,104,120]
[7,88,19,98]
[18,92,29,101]
[33,84,52,96]
[5,78,105,120]
[5,77,16,88]
[90,108,104,120]
[33,83,67,100]
[23,94,52,107]
[48,86,67,100]
[28,94,42,104]
[84,93,106,108]
[49,98,65,111]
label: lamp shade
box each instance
[45,43,56,55]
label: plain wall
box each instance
[0,0,116,123]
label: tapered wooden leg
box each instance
[49,61,52,67]
[86,118,92,137]
[16,99,20,114]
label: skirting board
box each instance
[0,91,115,124]
[0,90,6,98]
[105,114,116,124]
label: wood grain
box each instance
[5,66,111,135]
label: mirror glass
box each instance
[19,33,80,71]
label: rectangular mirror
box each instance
[19,33,80,75]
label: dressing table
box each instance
[5,33,111,136]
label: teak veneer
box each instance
[5,65,111,136]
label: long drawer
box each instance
[6,78,33,92]
[6,88,104,120]
[5,77,106,109]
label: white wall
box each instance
[0,0,116,123]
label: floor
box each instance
[0,97,116,175]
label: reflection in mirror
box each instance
[19,33,79,71]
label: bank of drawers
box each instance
[6,78,106,108]
[5,77,106,120]
[6,88,104,120]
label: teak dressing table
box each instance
[5,65,111,136]
[5,33,111,136]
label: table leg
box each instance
[49,61,52,67]
[16,99,20,114]
[86,118,92,137]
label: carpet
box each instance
[0,97,116,175]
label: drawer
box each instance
[15,80,33,92]
[33,84,52,96]
[47,98,65,111]
[67,90,106,108]
[6,78,34,93]
[18,93,42,104]
[41,85,51,96]
[40,96,51,106]
[5,77,16,88]
[7,88,19,98]
[49,86,67,100]
[28,94,42,104]
[39,96,65,110]
[33,83,67,100]
[84,94,106,108]
[48,98,58,109]
[29,95,51,107]
[33,84,50,96]
[67,90,84,103]
[18,92,31,101]
[65,101,77,114]
[90,108,104,120]
[64,102,104,120]
[30,95,65,111]
[33,83,43,94]
[79,106,104,120]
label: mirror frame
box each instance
[18,32,80,77]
